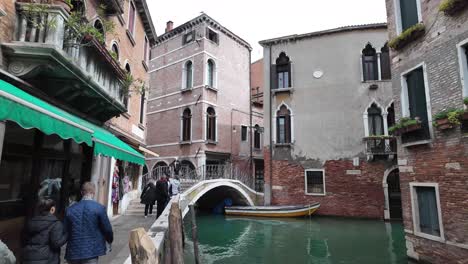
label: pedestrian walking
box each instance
[1,239,16,264]
[155,175,170,218]
[64,182,113,264]
[22,198,67,264]
[140,180,157,218]
[170,176,181,197]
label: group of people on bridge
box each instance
[140,160,182,218]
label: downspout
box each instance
[267,44,273,205]
[249,50,254,189]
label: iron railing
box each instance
[364,137,397,155]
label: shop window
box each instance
[274,52,291,89]
[241,125,247,141]
[206,28,218,44]
[183,31,195,45]
[183,61,193,90]
[368,104,384,136]
[182,108,191,142]
[380,44,391,80]
[305,170,325,195]
[206,107,216,141]
[362,43,378,81]
[276,105,291,144]
[411,184,444,240]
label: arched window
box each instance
[111,43,119,61]
[93,19,105,37]
[362,43,378,81]
[275,52,291,89]
[207,59,216,88]
[125,63,131,73]
[182,108,191,142]
[254,124,261,149]
[276,105,291,144]
[368,104,384,136]
[70,0,85,13]
[123,63,131,108]
[183,61,193,89]
[387,103,395,129]
[206,107,216,141]
[380,43,391,80]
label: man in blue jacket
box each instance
[64,182,113,264]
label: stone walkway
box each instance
[99,214,156,264]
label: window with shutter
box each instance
[182,108,191,141]
[206,107,216,141]
[128,1,136,35]
[380,44,391,80]
[362,43,378,81]
[184,61,193,89]
[400,0,419,31]
[275,53,291,89]
[276,105,291,144]
[411,184,443,239]
[305,170,325,195]
[254,125,261,149]
[368,104,384,136]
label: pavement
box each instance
[99,214,156,264]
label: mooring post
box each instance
[189,204,201,264]
[169,201,184,264]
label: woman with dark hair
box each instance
[22,198,67,264]
[140,180,157,218]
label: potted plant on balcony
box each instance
[439,0,468,16]
[388,23,426,50]
[432,108,463,130]
[363,135,395,141]
[389,117,422,136]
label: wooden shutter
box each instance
[271,65,278,90]
[285,115,291,143]
[400,0,419,31]
[276,117,281,143]
[380,51,391,80]
[407,68,428,123]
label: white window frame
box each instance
[272,101,294,144]
[127,1,137,36]
[304,169,326,196]
[182,60,194,90]
[409,182,445,242]
[457,38,468,100]
[205,58,217,88]
[180,108,192,142]
[393,0,423,35]
[240,125,248,142]
[400,62,433,138]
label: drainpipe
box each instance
[249,50,254,189]
[267,44,273,206]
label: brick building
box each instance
[251,58,265,191]
[0,0,155,259]
[146,14,262,187]
[260,24,401,219]
[384,0,468,262]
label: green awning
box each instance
[0,79,93,146]
[0,79,145,165]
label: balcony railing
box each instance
[364,136,397,156]
[2,3,127,121]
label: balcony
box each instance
[1,3,127,122]
[363,136,397,160]
[101,0,124,16]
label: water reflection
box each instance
[184,215,410,264]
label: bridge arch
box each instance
[190,181,255,207]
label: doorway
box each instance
[387,169,402,220]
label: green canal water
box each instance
[183,214,411,264]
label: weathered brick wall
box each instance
[0,0,17,68]
[385,0,468,261]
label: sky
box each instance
[146,0,388,61]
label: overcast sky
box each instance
[146,0,388,61]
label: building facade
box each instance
[251,58,265,191]
[260,24,400,219]
[385,0,468,262]
[146,14,262,187]
[0,0,155,259]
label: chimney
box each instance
[165,21,174,33]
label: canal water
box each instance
[184,214,410,264]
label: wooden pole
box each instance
[129,228,158,264]
[169,201,184,264]
[189,204,201,264]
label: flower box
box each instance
[434,118,454,130]
[439,0,468,16]
[388,23,425,50]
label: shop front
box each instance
[0,80,145,259]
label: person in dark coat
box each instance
[22,198,67,264]
[64,182,113,264]
[155,175,170,218]
[140,180,157,217]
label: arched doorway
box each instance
[152,161,169,179]
[387,169,402,220]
